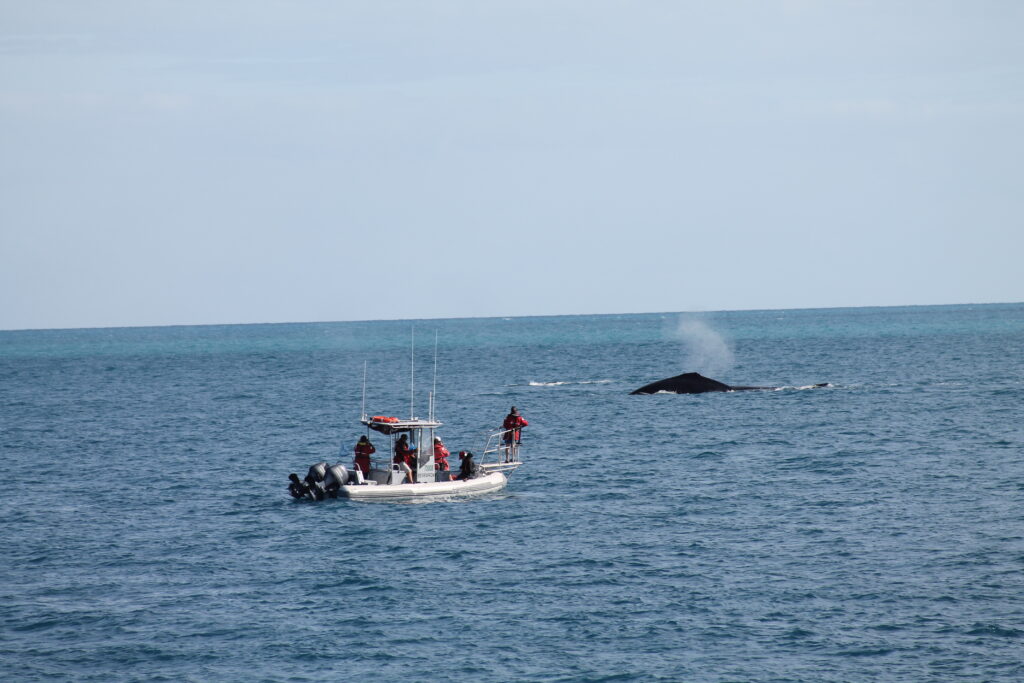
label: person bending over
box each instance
[393,433,417,484]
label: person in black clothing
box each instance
[456,451,478,480]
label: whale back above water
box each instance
[630,372,772,395]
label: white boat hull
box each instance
[338,471,508,500]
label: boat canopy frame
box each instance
[359,415,443,483]
[363,416,443,436]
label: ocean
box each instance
[1,304,1022,681]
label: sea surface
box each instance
[2,304,1023,682]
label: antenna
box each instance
[431,331,438,421]
[410,327,415,420]
[361,361,367,420]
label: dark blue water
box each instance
[2,304,1023,681]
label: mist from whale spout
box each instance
[674,316,734,378]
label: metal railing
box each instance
[478,428,524,475]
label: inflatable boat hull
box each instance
[338,471,508,500]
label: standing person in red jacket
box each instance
[353,435,375,474]
[433,436,452,480]
[502,406,528,461]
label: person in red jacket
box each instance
[353,435,375,474]
[433,437,452,481]
[502,406,528,460]
[393,433,417,483]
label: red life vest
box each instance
[434,443,450,469]
[354,441,375,472]
[503,414,528,440]
[394,442,416,467]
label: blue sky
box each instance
[2,1,1022,330]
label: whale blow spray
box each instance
[674,316,734,378]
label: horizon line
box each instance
[2,299,1022,334]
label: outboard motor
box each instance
[302,462,328,501]
[288,473,311,499]
[306,462,328,484]
[323,464,348,498]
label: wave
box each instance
[524,379,614,387]
[653,383,834,394]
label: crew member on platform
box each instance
[353,435,375,474]
[502,406,528,459]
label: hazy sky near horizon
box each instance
[2,1,1022,330]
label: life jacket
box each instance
[352,442,373,472]
[434,443,450,469]
[503,414,528,439]
[394,441,415,465]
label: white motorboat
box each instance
[288,417,523,501]
[287,341,524,502]
[335,414,522,500]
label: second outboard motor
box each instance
[323,464,348,498]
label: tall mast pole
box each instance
[410,327,415,420]
[431,331,438,421]
[361,360,367,420]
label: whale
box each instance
[630,372,826,395]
